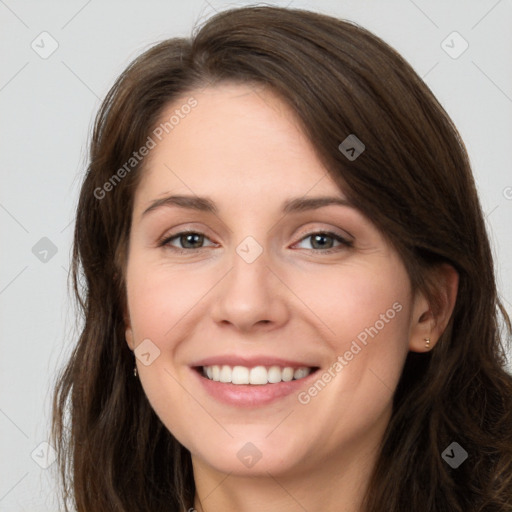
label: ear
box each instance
[408,263,459,352]
[116,271,135,351]
[123,306,135,351]
[125,324,135,351]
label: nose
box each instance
[209,242,289,334]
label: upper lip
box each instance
[191,355,319,369]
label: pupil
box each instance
[184,233,202,248]
[313,234,331,249]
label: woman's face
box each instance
[124,82,428,478]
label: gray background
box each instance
[1,0,511,510]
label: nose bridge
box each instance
[235,234,266,266]
[229,232,273,302]
[210,230,288,331]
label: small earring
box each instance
[424,337,431,350]
[133,365,138,377]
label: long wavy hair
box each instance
[51,5,512,511]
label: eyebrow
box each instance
[141,194,352,218]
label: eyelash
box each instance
[157,230,353,255]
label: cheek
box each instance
[126,257,212,341]
[288,259,412,346]
[125,258,212,441]
[288,261,413,413]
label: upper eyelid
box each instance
[159,220,353,239]
[295,227,353,242]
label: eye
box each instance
[158,231,217,253]
[293,231,353,253]
[158,229,352,255]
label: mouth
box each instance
[192,364,321,407]
[190,356,322,407]
[194,364,320,385]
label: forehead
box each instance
[133,82,345,211]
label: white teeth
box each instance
[249,366,267,385]
[219,365,232,383]
[294,367,310,380]
[202,364,313,385]
[268,365,282,383]
[232,366,249,384]
[282,367,294,382]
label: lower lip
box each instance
[192,367,319,407]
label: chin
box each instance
[189,434,310,477]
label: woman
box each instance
[51,5,512,511]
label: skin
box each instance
[124,82,458,512]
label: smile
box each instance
[200,364,315,385]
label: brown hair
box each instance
[51,5,512,511]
